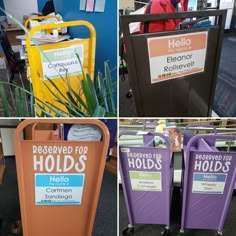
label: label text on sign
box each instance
[194,154,232,173]
[35,174,84,205]
[168,38,191,49]
[147,32,208,83]
[33,145,88,173]
[127,152,162,170]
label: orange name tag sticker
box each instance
[147,31,208,83]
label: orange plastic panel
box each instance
[14,119,109,236]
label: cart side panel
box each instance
[128,26,220,116]
[28,39,90,112]
[183,151,236,230]
[120,146,171,225]
[18,141,103,236]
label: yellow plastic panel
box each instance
[26,20,96,116]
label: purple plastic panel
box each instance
[183,124,217,146]
[181,134,236,231]
[119,132,173,226]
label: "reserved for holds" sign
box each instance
[33,144,88,205]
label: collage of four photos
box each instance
[0,0,235,235]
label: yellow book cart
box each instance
[25,17,96,115]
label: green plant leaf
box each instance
[66,92,88,117]
[45,101,72,117]
[36,104,56,117]
[104,61,115,113]
[92,105,105,117]
[95,72,107,110]
[52,99,84,117]
[42,77,91,117]
[15,87,29,117]
[36,103,52,117]
[81,75,98,114]
[41,79,76,115]
[70,89,89,112]
[105,61,112,92]
[43,78,68,101]
[105,112,117,117]
[86,73,98,102]
[29,82,35,116]
[76,53,85,80]
[0,83,12,116]
[42,101,71,117]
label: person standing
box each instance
[134,0,150,10]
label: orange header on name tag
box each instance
[148,32,208,58]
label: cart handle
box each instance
[119,131,170,149]
[26,20,96,40]
[186,134,236,156]
[24,15,61,29]
[121,9,226,24]
[25,19,96,81]
[15,119,110,142]
[184,124,217,134]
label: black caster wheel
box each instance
[122,226,134,235]
[161,229,170,236]
[126,91,132,98]
[179,232,184,236]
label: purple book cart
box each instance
[180,125,236,236]
[119,131,173,235]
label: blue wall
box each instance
[38,0,48,13]
[53,0,117,79]
[0,0,5,15]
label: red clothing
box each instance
[140,0,188,33]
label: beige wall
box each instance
[119,0,134,9]
[0,128,15,156]
[3,0,38,24]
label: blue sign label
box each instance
[35,174,85,205]
[193,173,227,182]
[192,173,227,194]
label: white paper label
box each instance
[192,173,227,194]
[41,45,84,80]
[67,124,102,141]
[35,173,84,205]
[129,171,162,192]
[120,148,130,153]
[147,32,208,83]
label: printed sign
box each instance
[41,45,84,80]
[192,173,227,194]
[147,31,208,83]
[192,153,232,194]
[33,144,89,205]
[122,148,163,191]
[67,125,102,141]
[35,174,84,205]
[129,171,162,191]
[126,150,162,170]
[194,153,232,173]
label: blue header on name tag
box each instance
[35,174,84,187]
